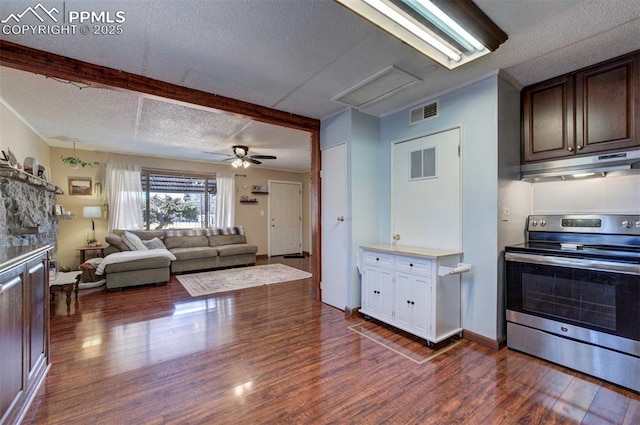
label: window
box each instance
[410,147,437,180]
[141,172,216,229]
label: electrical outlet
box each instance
[260,210,265,216]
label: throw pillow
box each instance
[105,234,130,251]
[143,237,167,250]
[122,231,148,251]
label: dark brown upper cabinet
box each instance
[522,51,639,163]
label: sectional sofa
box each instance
[99,227,257,290]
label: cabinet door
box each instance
[378,268,394,322]
[26,255,47,377]
[395,272,432,337]
[576,52,639,154]
[394,272,412,328]
[362,264,379,313]
[0,265,25,422]
[412,276,431,336]
[522,75,575,162]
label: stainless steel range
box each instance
[505,214,640,392]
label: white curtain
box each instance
[105,163,144,231]
[215,172,235,228]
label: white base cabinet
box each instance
[360,245,462,345]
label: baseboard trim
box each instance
[256,254,269,261]
[462,329,506,350]
[344,306,360,317]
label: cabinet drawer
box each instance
[363,251,394,268]
[395,256,432,276]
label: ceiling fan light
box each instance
[231,158,243,168]
[234,145,247,157]
[242,160,251,168]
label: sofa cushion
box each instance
[163,229,209,249]
[143,237,167,250]
[105,234,130,252]
[122,231,148,251]
[170,246,218,261]
[216,244,258,257]
[114,229,164,241]
[103,256,171,273]
[208,234,247,247]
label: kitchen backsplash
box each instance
[532,174,640,214]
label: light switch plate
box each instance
[501,206,510,221]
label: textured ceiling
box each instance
[0,0,639,171]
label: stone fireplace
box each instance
[0,166,60,249]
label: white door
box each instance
[392,128,461,251]
[269,181,302,256]
[321,143,348,310]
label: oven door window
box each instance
[506,261,640,341]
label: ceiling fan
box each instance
[223,145,277,168]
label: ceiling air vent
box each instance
[409,101,438,125]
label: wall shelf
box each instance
[0,164,63,194]
[51,214,76,221]
[240,200,258,204]
[251,191,269,195]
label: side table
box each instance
[77,246,105,263]
[50,271,80,310]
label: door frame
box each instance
[268,180,303,257]
[0,42,322,300]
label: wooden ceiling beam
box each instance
[0,40,320,132]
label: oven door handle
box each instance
[505,252,640,275]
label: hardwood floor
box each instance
[26,256,639,424]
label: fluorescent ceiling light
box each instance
[335,0,507,70]
[363,0,461,61]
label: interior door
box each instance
[269,181,302,256]
[321,143,348,310]
[392,128,461,250]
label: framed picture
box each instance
[68,177,92,196]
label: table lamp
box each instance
[83,206,102,245]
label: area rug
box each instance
[176,263,312,297]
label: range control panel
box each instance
[527,215,640,235]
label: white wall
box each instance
[532,175,640,213]
[0,101,50,169]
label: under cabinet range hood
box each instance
[520,150,640,182]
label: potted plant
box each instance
[60,155,95,169]
[60,139,97,168]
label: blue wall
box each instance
[380,75,502,340]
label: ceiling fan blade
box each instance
[249,155,277,160]
[246,158,262,164]
[202,150,233,156]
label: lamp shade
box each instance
[82,206,102,218]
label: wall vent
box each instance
[409,101,438,125]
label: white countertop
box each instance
[360,244,461,259]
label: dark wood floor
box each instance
[26,256,639,424]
